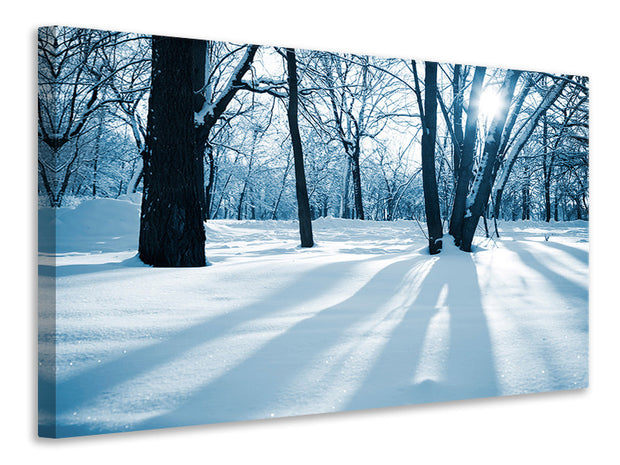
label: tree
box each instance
[193,42,259,220]
[492,75,570,219]
[39,28,589,253]
[302,53,403,220]
[460,70,521,252]
[138,36,206,267]
[448,66,486,245]
[38,27,148,206]
[412,61,442,254]
[286,48,314,247]
[316,53,368,219]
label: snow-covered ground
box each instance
[38,198,588,437]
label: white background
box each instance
[2,1,618,463]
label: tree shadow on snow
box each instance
[46,255,396,436]
[502,241,588,304]
[525,239,589,265]
[135,252,498,432]
[134,255,430,432]
[48,251,500,435]
[345,251,498,410]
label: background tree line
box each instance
[38,27,588,262]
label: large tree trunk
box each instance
[417,61,443,254]
[138,36,206,267]
[460,70,521,252]
[286,48,314,248]
[449,66,486,245]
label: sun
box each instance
[478,91,505,119]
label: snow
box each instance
[466,156,487,209]
[38,198,588,437]
[194,104,214,124]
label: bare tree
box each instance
[448,66,486,245]
[193,41,259,219]
[460,70,521,251]
[412,61,443,254]
[38,27,149,206]
[138,36,205,267]
[492,75,570,218]
[286,48,314,247]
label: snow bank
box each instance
[40,198,141,254]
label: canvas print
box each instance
[38,26,589,438]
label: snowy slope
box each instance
[38,199,588,437]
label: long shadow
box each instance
[528,239,589,265]
[497,241,589,389]
[47,255,393,436]
[345,252,498,410]
[133,255,427,433]
[440,254,498,400]
[502,241,588,303]
[40,255,145,278]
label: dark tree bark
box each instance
[542,111,552,222]
[413,61,442,254]
[452,64,464,180]
[286,48,314,248]
[460,70,521,252]
[482,208,490,238]
[449,66,486,245]
[350,146,365,220]
[340,158,352,219]
[521,168,531,221]
[138,36,206,267]
[335,141,363,219]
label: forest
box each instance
[37,27,589,437]
[38,27,588,261]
